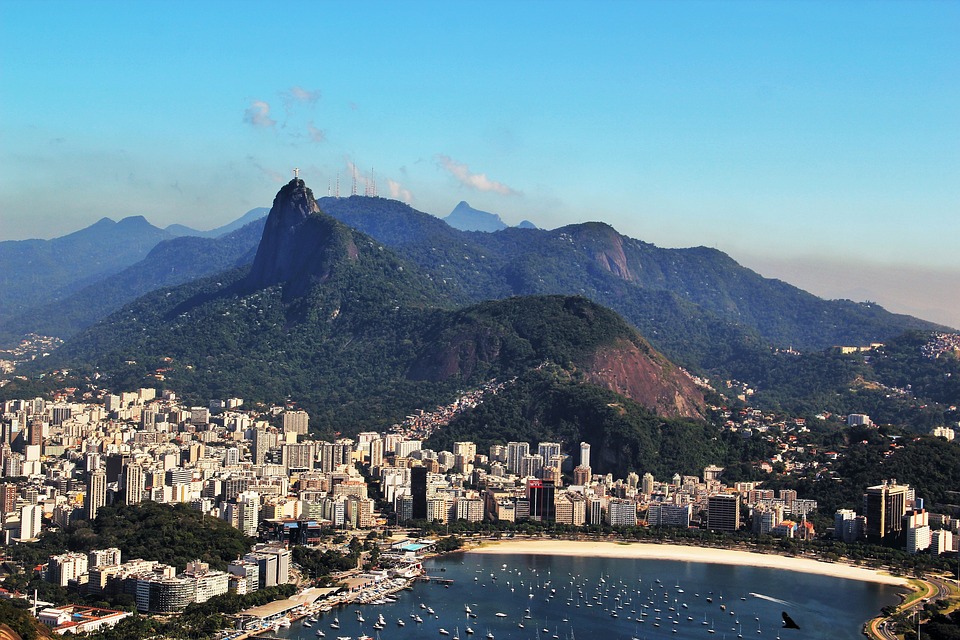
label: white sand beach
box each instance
[469,539,908,586]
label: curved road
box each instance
[866,575,957,640]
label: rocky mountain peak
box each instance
[246,178,357,299]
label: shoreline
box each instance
[466,538,909,587]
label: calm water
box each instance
[272,551,903,640]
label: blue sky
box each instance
[1,1,958,325]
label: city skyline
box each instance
[1,1,957,326]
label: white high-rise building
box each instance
[125,463,144,505]
[19,504,42,540]
[87,469,106,520]
[238,491,261,537]
[579,442,591,468]
[904,509,931,554]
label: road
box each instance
[865,575,957,640]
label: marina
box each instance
[260,551,903,640]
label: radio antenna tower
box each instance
[371,167,376,197]
[351,166,358,196]
[335,172,340,198]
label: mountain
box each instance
[444,201,508,232]
[41,180,704,437]
[0,215,175,324]
[165,207,268,238]
[517,219,538,229]
[316,197,945,360]
[0,218,266,342]
[0,208,270,344]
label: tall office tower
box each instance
[527,478,556,522]
[506,441,530,475]
[86,469,107,521]
[706,494,740,533]
[863,480,911,543]
[282,410,309,436]
[579,442,591,468]
[124,463,144,505]
[27,419,43,446]
[411,466,428,520]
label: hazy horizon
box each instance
[1,0,957,329]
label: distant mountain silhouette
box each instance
[0,208,270,344]
[165,207,268,238]
[445,201,508,232]
[0,215,175,325]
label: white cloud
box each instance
[435,154,518,195]
[307,122,325,144]
[387,179,413,203]
[243,100,276,129]
[283,86,321,105]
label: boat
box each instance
[466,627,474,634]
[495,613,507,618]
[415,616,423,623]
[277,617,291,628]
[440,629,450,636]
[486,631,494,640]
[305,621,313,627]
[316,631,325,638]
[330,622,341,629]
[397,619,405,627]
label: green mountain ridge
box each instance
[39,181,703,435]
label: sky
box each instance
[1,1,958,326]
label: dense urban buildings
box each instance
[0,383,957,618]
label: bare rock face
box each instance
[566,222,636,282]
[581,338,705,420]
[247,178,357,299]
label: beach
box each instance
[469,539,909,586]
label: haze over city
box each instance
[1,0,957,326]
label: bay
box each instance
[271,551,903,640]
